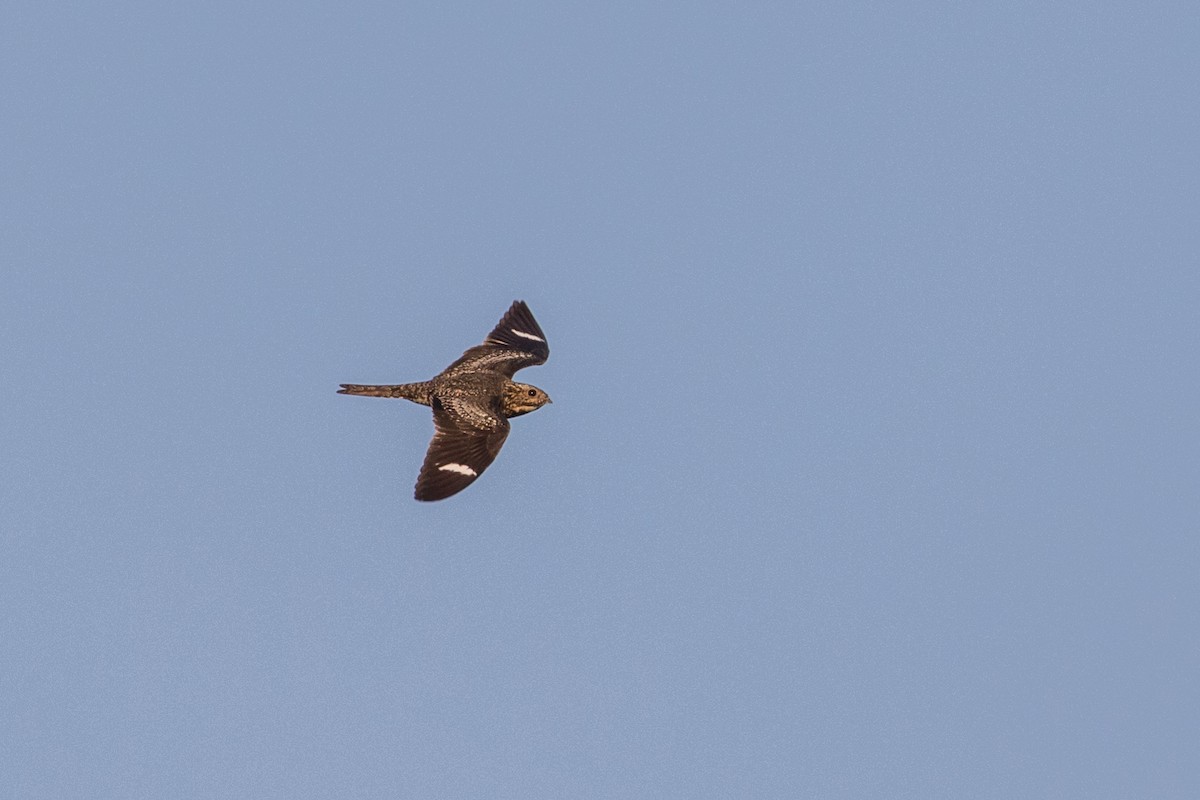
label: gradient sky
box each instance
[3,3,1198,798]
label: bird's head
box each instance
[503,382,552,417]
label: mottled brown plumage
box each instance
[339,301,551,501]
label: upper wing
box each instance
[413,396,511,501]
[441,300,550,378]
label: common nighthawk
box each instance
[339,300,552,501]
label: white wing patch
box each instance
[509,328,544,343]
[438,462,477,477]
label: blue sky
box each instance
[3,2,1198,797]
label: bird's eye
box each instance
[528,389,537,397]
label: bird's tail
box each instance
[337,381,433,405]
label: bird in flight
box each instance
[339,301,552,501]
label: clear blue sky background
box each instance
[3,3,1198,797]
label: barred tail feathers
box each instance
[337,382,432,404]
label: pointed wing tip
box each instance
[413,478,471,502]
[492,301,549,357]
[413,478,447,501]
